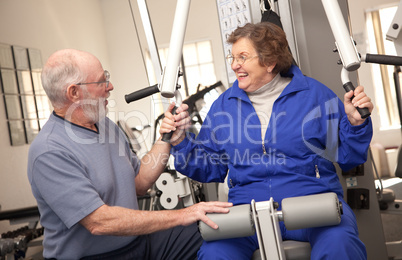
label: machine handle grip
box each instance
[125,84,159,104]
[364,53,402,66]
[161,106,178,143]
[343,82,371,119]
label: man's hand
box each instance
[160,103,191,146]
[179,201,233,229]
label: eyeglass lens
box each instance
[226,55,247,65]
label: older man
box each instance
[27,49,231,260]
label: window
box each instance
[366,5,399,129]
[182,41,217,95]
[147,40,220,121]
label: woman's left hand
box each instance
[159,102,191,146]
[344,86,374,126]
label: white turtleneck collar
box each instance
[247,73,291,140]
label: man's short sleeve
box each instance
[32,151,104,229]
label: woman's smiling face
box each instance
[230,37,276,92]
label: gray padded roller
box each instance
[199,204,255,241]
[281,192,342,230]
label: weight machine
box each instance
[0,206,43,260]
[124,0,402,259]
[322,0,402,258]
[199,192,342,260]
[121,81,226,211]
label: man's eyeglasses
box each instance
[226,54,258,65]
[76,70,110,88]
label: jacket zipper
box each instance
[262,141,267,154]
[315,165,320,179]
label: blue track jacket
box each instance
[172,65,373,205]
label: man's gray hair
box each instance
[41,51,86,109]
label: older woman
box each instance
[161,22,372,259]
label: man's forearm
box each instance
[136,138,171,194]
[80,204,183,236]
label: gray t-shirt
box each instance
[27,112,141,259]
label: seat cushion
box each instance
[252,240,311,260]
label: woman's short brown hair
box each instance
[227,22,293,74]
